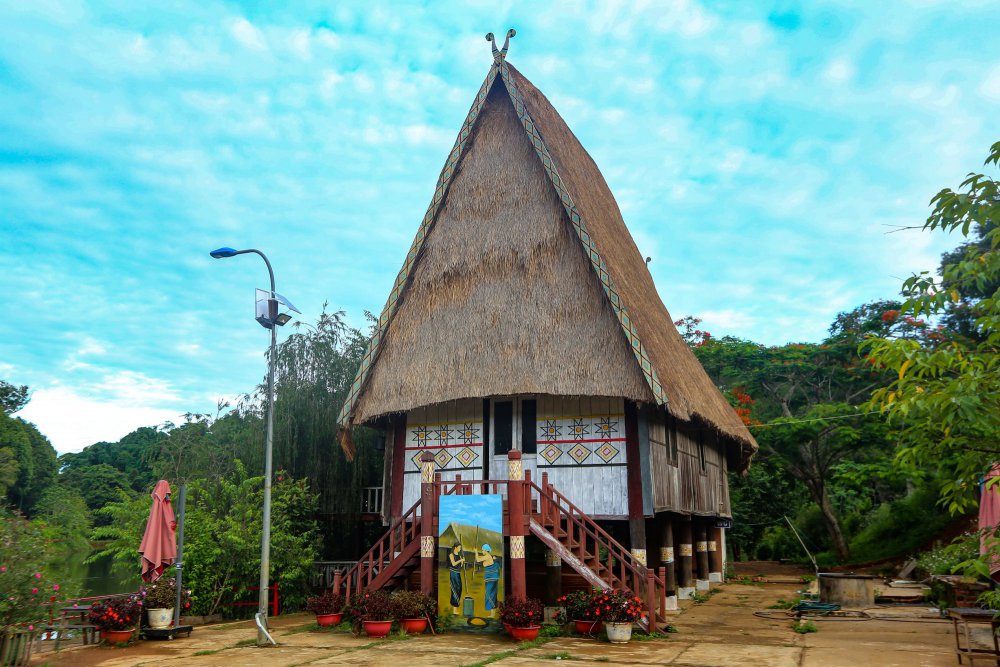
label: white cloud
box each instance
[18,386,180,453]
[229,17,267,51]
[823,58,856,84]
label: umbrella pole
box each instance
[174,483,187,629]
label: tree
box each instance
[0,381,29,415]
[61,463,135,524]
[755,404,891,560]
[864,140,1000,514]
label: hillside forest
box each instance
[1,141,998,615]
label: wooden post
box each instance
[708,524,723,582]
[332,569,343,594]
[659,515,677,610]
[390,417,407,519]
[677,516,694,599]
[507,451,527,600]
[624,401,647,566]
[419,451,436,596]
[545,549,562,605]
[695,520,710,591]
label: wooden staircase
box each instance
[338,476,669,632]
[340,499,422,600]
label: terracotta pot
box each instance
[400,618,428,634]
[101,628,134,644]
[605,621,632,643]
[508,625,540,642]
[573,619,603,635]
[362,620,393,638]
[315,612,343,627]
[147,608,174,629]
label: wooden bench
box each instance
[947,607,1000,665]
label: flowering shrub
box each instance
[390,590,435,619]
[589,590,645,624]
[0,511,64,631]
[345,590,394,622]
[557,589,604,621]
[88,594,144,631]
[141,577,191,610]
[915,532,979,577]
[305,589,344,615]
[498,596,543,628]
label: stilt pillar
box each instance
[659,515,677,610]
[629,517,647,566]
[708,525,723,582]
[695,520,710,591]
[676,516,694,599]
[545,549,562,605]
[507,451,527,600]
[419,452,436,596]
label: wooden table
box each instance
[948,608,1000,665]
[57,604,97,647]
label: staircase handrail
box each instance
[340,498,421,599]
[528,479,666,599]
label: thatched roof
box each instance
[338,44,757,468]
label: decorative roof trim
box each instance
[496,61,668,407]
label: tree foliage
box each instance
[864,140,1000,514]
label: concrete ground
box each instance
[31,581,970,666]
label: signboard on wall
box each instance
[437,495,504,631]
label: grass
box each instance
[631,628,676,640]
[728,576,763,586]
[791,620,818,634]
[689,591,711,603]
[768,597,803,610]
[192,649,221,656]
[539,651,572,659]
[231,638,257,647]
[595,658,610,663]
[461,649,517,667]
[460,633,555,667]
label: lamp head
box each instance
[210,247,239,259]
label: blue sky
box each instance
[2,1,999,453]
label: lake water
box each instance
[56,550,138,598]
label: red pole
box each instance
[420,451,436,596]
[507,451,526,600]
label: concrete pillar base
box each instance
[709,572,723,583]
[678,587,695,600]
[664,595,678,611]
[696,579,710,591]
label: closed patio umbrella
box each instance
[139,480,177,583]
[979,464,1000,583]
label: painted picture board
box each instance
[437,494,504,631]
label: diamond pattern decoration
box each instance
[568,443,591,464]
[456,447,479,467]
[411,450,428,469]
[595,442,620,463]
[539,444,563,465]
[434,450,453,468]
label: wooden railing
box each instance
[530,473,668,632]
[341,498,421,600]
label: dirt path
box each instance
[32,581,963,666]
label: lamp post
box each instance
[210,247,298,646]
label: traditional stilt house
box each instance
[335,31,757,625]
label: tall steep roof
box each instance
[337,38,757,469]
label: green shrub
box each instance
[915,533,978,577]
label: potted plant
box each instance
[141,577,190,629]
[499,596,544,641]
[593,591,644,643]
[345,590,394,638]
[558,589,604,636]
[88,594,144,645]
[391,590,435,634]
[306,589,345,627]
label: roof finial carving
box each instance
[486,28,516,62]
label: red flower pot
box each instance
[101,629,134,644]
[400,618,428,634]
[315,612,343,627]
[573,619,603,635]
[362,620,393,638]
[508,625,540,642]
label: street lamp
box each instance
[210,246,299,646]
